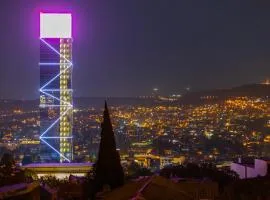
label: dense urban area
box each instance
[1,1,270,199]
[0,84,269,170]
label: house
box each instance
[230,158,270,179]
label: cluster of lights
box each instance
[59,38,73,162]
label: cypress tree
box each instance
[94,101,124,192]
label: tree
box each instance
[0,153,27,186]
[0,153,16,176]
[23,169,38,181]
[93,101,124,193]
[126,161,153,179]
[22,155,33,166]
[221,176,270,200]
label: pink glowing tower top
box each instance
[40,13,72,38]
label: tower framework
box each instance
[39,13,73,163]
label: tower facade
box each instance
[39,13,73,163]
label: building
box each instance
[230,158,270,179]
[101,176,218,200]
[22,163,92,179]
[160,156,185,169]
[126,154,185,169]
[39,13,73,163]
[100,176,192,200]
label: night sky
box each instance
[0,0,269,99]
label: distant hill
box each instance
[179,83,270,104]
[0,97,155,111]
[0,99,38,112]
[74,97,155,108]
[0,84,269,110]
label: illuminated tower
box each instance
[39,13,73,163]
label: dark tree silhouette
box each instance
[125,161,153,179]
[93,101,124,193]
[160,163,239,191]
[22,155,33,166]
[0,153,27,186]
[0,153,16,176]
[221,176,270,200]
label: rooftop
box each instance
[23,162,93,168]
[102,176,195,200]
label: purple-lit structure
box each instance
[39,13,73,163]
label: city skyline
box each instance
[0,1,270,199]
[0,0,270,100]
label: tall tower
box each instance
[39,13,73,163]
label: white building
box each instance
[22,163,92,179]
[230,158,270,179]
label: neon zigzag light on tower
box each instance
[39,13,73,163]
[39,38,73,162]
